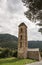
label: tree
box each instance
[22,0,42,33]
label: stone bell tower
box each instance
[18,22,28,58]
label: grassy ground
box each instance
[0,57,36,65]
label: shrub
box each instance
[0,48,13,58]
[0,48,17,58]
[13,50,17,57]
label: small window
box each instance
[21,28,23,32]
[20,35,22,40]
[20,42,22,48]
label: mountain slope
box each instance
[28,41,42,50]
[0,34,18,49]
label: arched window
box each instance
[20,42,22,48]
[20,35,22,40]
[21,28,23,32]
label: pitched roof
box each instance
[18,22,27,28]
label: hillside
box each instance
[28,41,42,50]
[0,34,42,50]
[0,34,18,49]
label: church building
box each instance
[18,22,41,61]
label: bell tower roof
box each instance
[19,22,27,28]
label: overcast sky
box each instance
[0,0,42,41]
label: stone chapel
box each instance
[18,22,41,61]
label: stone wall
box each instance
[27,49,41,61]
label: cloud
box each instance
[0,0,42,40]
[7,0,26,14]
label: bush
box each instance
[13,50,17,57]
[0,48,13,58]
[0,48,17,58]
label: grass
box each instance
[0,57,36,65]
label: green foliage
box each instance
[13,50,17,57]
[0,48,18,58]
[22,0,42,33]
[0,48,13,58]
[0,57,36,65]
[22,0,42,20]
